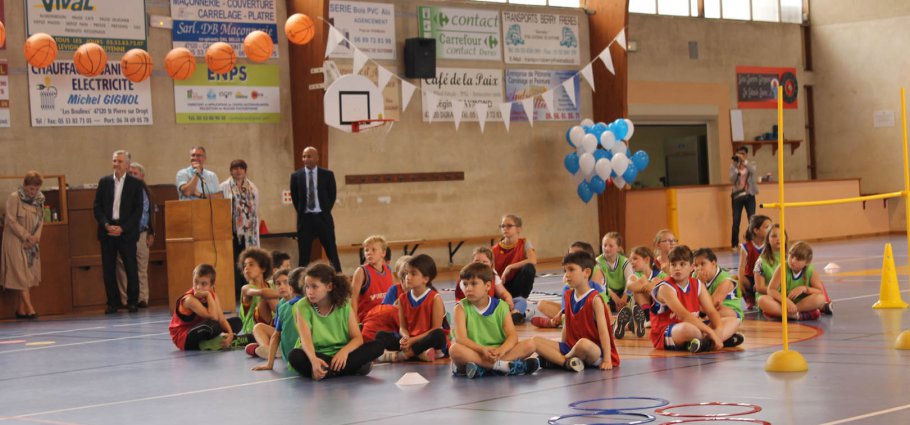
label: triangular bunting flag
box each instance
[598,46,615,75]
[425,92,440,123]
[580,63,595,92]
[499,102,512,132]
[562,78,577,107]
[325,27,344,58]
[614,28,627,51]
[521,97,535,127]
[452,99,465,130]
[401,81,416,111]
[541,90,555,117]
[475,102,489,133]
[378,66,393,89]
[352,48,368,75]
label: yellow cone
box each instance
[873,243,908,309]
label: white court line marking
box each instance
[833,289,910,303]
[8,376,297,419]
[0,320,170,340]
[0,333,168,355]
[818,402,910,425]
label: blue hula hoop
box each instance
[548,412,656,425]
[568,397,671,413]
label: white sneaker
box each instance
[417,348,436,362]
[377,350,403,363]
[254,345,269,359]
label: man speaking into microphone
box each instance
[176,146,220,200]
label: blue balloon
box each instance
[604,150,613,160]
[593,149,609,162]
[622,163,639,183]
[632,150,650,170]
[590,122,608,139]
[612,118,629,141]
[577,181,594,203]
[564,152,580,174]
[565,127,573,146]
[589,175,606,194]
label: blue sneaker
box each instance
[466,362,485,379]
[507,359,527,376]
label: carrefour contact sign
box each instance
[28,61,153,127]
[418,6,501,61]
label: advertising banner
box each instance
[0,61,8,127]
[421,67,503,122]
[502,11,580,65]
[171,0,279,58]
[173,64,280,124]
[418,6,501,61]
[505,69,580,122]
[736,66,798,109]
[328,1,396,60]
[25,0,147,52]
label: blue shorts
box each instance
[663,323,683,350]
[559,341,604,363]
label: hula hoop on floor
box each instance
[659,418,771,425]
[655,402,762,418]
[568,397,671,413]
[548,412,656,425]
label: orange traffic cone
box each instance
[873,243,908,309]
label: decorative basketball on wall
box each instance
[205,42,236,75]
[243,30,274,63]
[0,21,6,48]
[24,33,58,69]
[74,43,107,77]
[120,49,153,83]
[285,13,315,45]
[165,47,196,80]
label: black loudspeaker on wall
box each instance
[404,38,436,78]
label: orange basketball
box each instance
[120,49,153,83]
[0,21,6,48]
[243,30,274,63]
[205,42,236,75]
[165,47,196,80]
[74,43,107,77]
[24,33,58,69]
[285,13,315,45]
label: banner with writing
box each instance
[28,61,153,127]
[171,0,279,58]
[506,69,580,122]
[25,0,147,52]
[328,1,395,60]
[173,64,280,124]
[0,61,9,127]
[502,11,580,65]
[736,66,798,109]
[421,67,503,122]
[418,6,501,61]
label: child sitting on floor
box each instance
[238,248,280,334]
[169,264,247,351]
[493,214,537,323]
[694,248,744,320]
[532,241,603,329]
[350,235,394,323]
[533,251,620,372]
[650,246,744,353]
[617,246,665,339]
[251,268,304,370]
[759,241,830,321]
[450,263,539,379]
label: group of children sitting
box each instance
[167,213,833,379]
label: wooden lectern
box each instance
[165,199,235,312]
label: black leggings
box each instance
[287,340,385,378]
[376,328,447,356]
[184,317,242,351]
[504,264,536,299]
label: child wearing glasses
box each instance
[492,214,537,323]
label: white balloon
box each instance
[581,118,595,128]
[611,153,629,176]
[572,170,585,184]
[611,141,627,156]
[569,126,585,147]
[623,119,635,141]
[600,131,616,151]
[613,176,626,189]
[581,134,598,154]
[579,153,595,177]
[595,158,612,180]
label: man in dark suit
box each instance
[290,146,341,271]
[94,150,145,314]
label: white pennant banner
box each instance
[325,27,344,58]
[541,90,555,117]
[352,49,369,75]
[425,92,440,123]
[499,102,512,132]
[401,81,417,112]
[562,78,577,107]
[475,102,489,133]
[452,99,465,130]
[598,46,615,75]
[580,63,595,92]
[615,28,627,51]
[521,97,535,127]
[378,66,393,90]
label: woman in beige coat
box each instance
[1,171,44,319]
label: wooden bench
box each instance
[339,235,500,265]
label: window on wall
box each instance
[632,0,803,23]
[474,0,581,6]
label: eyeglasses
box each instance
[500,224,516,229]
[659,239,678,244]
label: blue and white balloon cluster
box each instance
[564,118,650,203]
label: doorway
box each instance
[631,124,709,187]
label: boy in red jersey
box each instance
[650,246,743,353]
[493,214,537,323]
[350,235,394,323]
[534,251,619,371]
[169,264,246,350]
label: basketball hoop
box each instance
[351,119,396,133]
